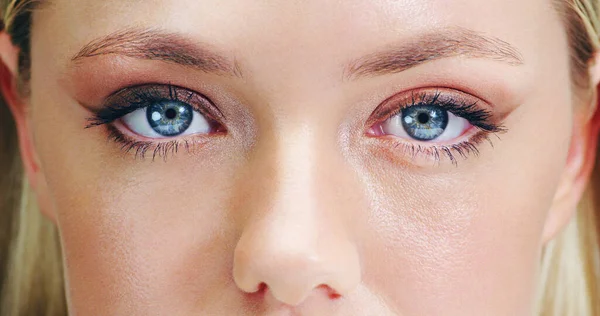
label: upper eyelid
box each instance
[100,84,223,122]
[366,89,487,126]
[93,85,496,135]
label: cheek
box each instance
[43,158,245,313]
[355,98,571,315]
[30,88,246,313]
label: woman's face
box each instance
[17,0,587,314]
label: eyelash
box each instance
[86,84,223,161]
[86,85,506,165]
[368,90,507,165]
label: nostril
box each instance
[257,282,268,294]
[252,282,342,305]
[316,284,342,300]
[243,282,269,302]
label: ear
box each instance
[0,31,56,222]
[542,55,600,244]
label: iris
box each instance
[401,105,449,141]
[146,101,193,137]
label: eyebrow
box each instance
[72,27,522,82]
[344,28,524,80]
[71,28,242,77]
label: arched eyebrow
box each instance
[71,28,243,77]
[344,28,524,80]
[71,27,522,82]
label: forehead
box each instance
[36,0,561,59]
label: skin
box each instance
[1,0,600,315]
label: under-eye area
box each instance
[366,88,508,165]
[85,84,226,160]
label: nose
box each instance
[232,128,362,306]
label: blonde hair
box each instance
[0,1,599,315]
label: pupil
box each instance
[417,112,430,124]
[165,108,177,120]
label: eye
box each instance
[85,84,227,160]
[121,100,212,138]
[366,89,507,164]
[380,104,471,142]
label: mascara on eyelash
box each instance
[385,90,507,133]
[369,89,508,165]
[85,84,218,129]
[105,124,193,161]
[84,84,225,161]
[86,85,180,128]
[392,132,495,166]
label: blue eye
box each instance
[382,104,470,142]
[401,105,449,141]
[121,101,212,139]
[147,101,193,137]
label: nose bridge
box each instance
[274,124,319,221]
[233,122,361,306]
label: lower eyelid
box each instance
[365,127,495,166]
[373,125,478,146]
[103,123,217,161]
[112,119,208,142]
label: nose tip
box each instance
[233,250,312,306]
[233,236,361,306]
